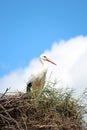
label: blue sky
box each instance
[0,0,87,77]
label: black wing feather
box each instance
[26,82,32,92]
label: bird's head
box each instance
[40,55,57,65]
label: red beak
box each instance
[46,58,57,65]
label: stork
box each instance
[26,55,57,96]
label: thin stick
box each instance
[0,88,10,98]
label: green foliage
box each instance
[30,83,87,129]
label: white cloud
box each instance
[0,35,87,96]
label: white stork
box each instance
[26,55,57,96]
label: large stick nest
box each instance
[0,88,86,130]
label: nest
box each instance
[0,88,86,130]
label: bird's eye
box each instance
[43,56,46,58]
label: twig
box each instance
[0,104,21,130]
[0,88,10,98]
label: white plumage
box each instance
[26,55,57,96]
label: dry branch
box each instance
[0,88,10,99]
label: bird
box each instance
[26,55,57,96]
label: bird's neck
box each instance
[40,59,48,72]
